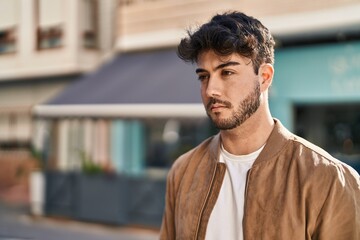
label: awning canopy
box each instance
[34,49,206,118]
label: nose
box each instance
[204,77,222,98]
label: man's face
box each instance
[196,50,261,130]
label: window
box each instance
[295,104,360,173]
[144,118,215,168]
[82,0,98,48]
[0,112,31,150]
[0,0,19,54]
[42,118,216,173]
[0,28,16,54]
[37,0,64,49]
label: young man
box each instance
[160,12,360,240]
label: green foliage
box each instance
[79,150,109,175]
[82,160,104,175]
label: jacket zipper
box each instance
[244,168,252,201]
[243,168,252,240]
[194,163,218,240]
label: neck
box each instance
[220,108,274,155]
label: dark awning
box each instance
[34,49,206,118]
[49,49,202,104]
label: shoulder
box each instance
[277,133,360,224]
[287,133,360,190]
[168,135,218,178]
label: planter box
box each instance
[44,171,166,228]
[76,174,128,225]
[127,176,166,227]
[45,171,78,218]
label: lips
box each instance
[206,98,232,112]
[210,104,226,111]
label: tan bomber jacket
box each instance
[160,119,360,240]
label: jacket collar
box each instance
[208,119,292,165]
[255,119,292,165]
[208,133,221,163]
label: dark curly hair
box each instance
[177,11,275,74]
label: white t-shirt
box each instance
[205,144,264,240]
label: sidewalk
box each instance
[25,214,160,240]
[0,201,160,240]
[0,160,160,239]
[0,164,160,239]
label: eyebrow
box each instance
[195,61,241,74]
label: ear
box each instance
[258,63,274,92]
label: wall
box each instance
[116,0,360,51]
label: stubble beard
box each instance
[207,81,261,130]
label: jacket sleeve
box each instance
[312,165,360,240]
[159,169,176,240]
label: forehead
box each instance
[196,50,249,68]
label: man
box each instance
[160,11,360,240]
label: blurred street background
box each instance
[0,201,158,240]
[1,0,360,239]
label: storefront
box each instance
[271,40,360,171]
[33,49,214,226]
[34,49,213,174]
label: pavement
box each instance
[0,155,160,240]
[0,156,160,240]
[0,201,160,240]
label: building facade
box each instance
[0,0,116,154]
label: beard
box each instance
[206,81,261,130]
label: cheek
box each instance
[200,86,211,106]
[200,87,207,101]
[200,83,207,95]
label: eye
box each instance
[221,70,234,76]
[197,74,209,82]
